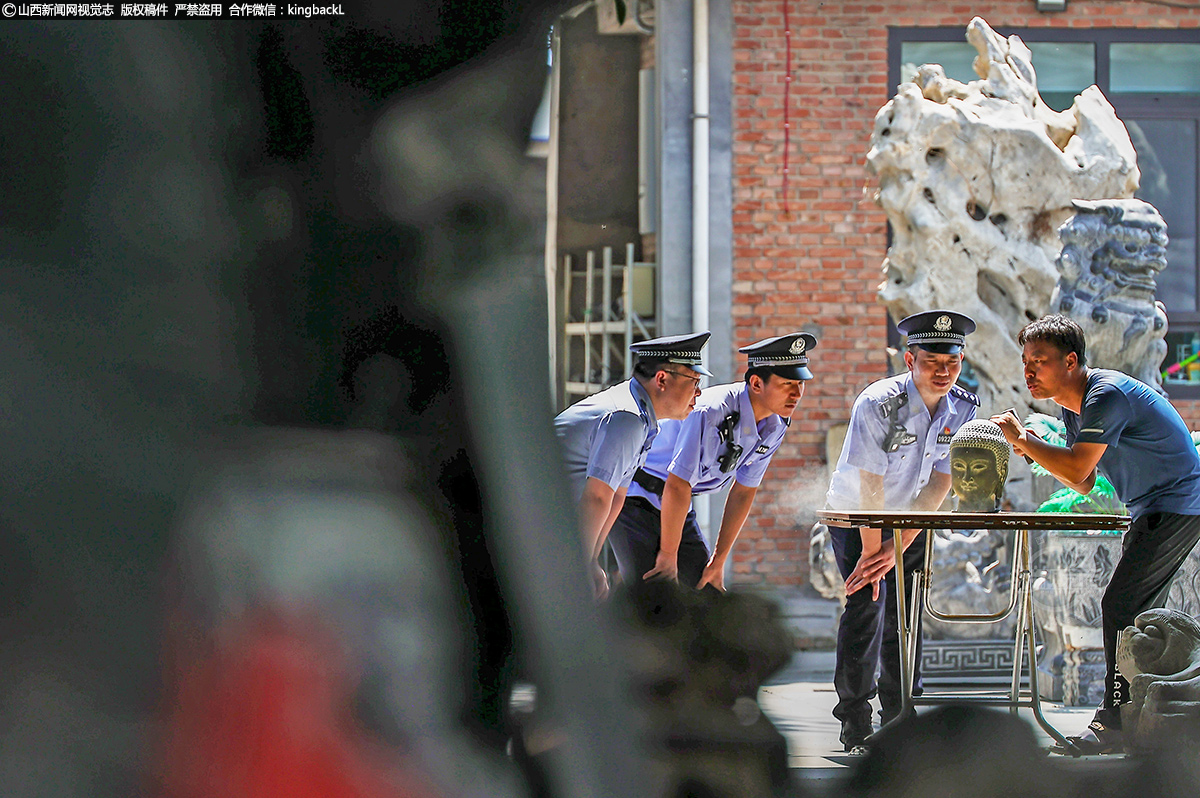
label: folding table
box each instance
[817,510,1129,746]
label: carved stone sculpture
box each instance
[1116,608,1200,752]
[923,529,1015,641]
[1051,199,1169,392]
[949,420,1010,514]
[867,16,1140,422]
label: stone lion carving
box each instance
[1051,199,1169,393]
[1116,608,1200,751]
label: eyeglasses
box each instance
[662,369,703,387]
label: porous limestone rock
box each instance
[867,16,1140,420]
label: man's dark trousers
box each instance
[1097,510,1200,727]
[830,526,926,726]
[608,496,710,588]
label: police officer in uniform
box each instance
[824,310,978,751]
[554,332,713,599]
[607,332,817,589]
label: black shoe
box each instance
[1049,719,1124,756]
[840,717,873,753]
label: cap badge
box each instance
[935,314,952,332]
[789,338,806,355]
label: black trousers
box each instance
[608,496,711,588]
[830,525,927,725]
[1096,510,1200,726]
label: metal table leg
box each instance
[879,525,916,734]
[1019,527,1069,747]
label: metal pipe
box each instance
[545,22,564,405]
[691,0,709,337]
[691,0,710,535]
[602,246,613,385]
[585,249,594,392]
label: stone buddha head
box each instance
[949,420,1010,513]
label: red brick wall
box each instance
[729,0,1200,587]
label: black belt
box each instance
[633,468,704,498]
[632,468,666,496]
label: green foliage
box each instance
[1037,479,1125,515]
[1024,412,1126,514]
[1022,413,1065,478]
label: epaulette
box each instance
[950,384,980,407]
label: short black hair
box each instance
[633,358,671,381]
[1018,315,1087,366]
[744,367,777,384]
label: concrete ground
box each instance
[760,650,1114,794]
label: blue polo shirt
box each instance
[628,382,790,510]
[554,378,658,501]
[1063,369,1200,519]
[825,372,978,511]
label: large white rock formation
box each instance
[867,17,1140,418]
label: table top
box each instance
[817,510,1129,532]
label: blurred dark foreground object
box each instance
[512,581,797,798]
[0,6,648,798]
[158,430,518,798]
[846,704,1200,798]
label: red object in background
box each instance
[156,610,441,798]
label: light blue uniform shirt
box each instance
[554,378,659,502]
[825,373,978,511]
[628,382,790,510]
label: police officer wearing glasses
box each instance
[554,332,712,600]
[824,310,978,753]
[606,332,817,590]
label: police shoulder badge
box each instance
[935,314,952,331]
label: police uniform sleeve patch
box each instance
[949,385,980,406]
[755,444,771,454]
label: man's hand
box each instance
[845,537,897,599]
[989,410,1040,459]
[643,549,679,582]
[589,559,610,601]
[696,559,725,591]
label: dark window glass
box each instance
[1112,44,1200,94]
[1127,118,1198,313]
[899,42,977,85]
[1028,42,1094,111]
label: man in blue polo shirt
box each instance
[606,332,816,590]
[554,332,712,599]
[994,314,1200,755]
